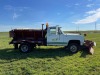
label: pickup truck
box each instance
[9,23,95,53]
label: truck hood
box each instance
[64,33,80,35]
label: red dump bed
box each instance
[9,29,47,44]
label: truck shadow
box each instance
[0,47,73,60]
[80,48,90,58]
[0,47,89,60]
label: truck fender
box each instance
[21,40,30,44]
[68,40,80,46]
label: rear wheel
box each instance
[68,43,79,53]
[19,43,31,53]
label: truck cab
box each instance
[47,26,84,46]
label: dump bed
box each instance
[9,29,47,44]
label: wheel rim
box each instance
[21,45,28,52]
[70,45,77,52]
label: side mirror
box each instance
[84,33,87,37]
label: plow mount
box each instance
[84,40,96,55]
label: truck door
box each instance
[47,26,66,46]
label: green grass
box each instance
[0,32,100,75]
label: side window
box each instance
[50,28,56,34]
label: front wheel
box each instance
[19,43,31,53]
[68,43,79,53]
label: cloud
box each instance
[13,13,20,20]
[4,5,30,20]
[86,8,100,14]
[4,5,30,12]
[4,5,13,10]
[86,10,96,14]
[86,4,94,7]
[17,7,30,12]
[74,8,100,24]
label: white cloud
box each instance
[13,13,20,20]
[74,8,100,24]
[86,10,96,14]
[86,8,100,15]
[86,4,94,7]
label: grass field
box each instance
[0,32,100,75]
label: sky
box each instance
[0,0,100,32]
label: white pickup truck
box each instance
[9,24,95,53]
[47,25,84,53]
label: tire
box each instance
[68,43,79,53]
[19,43,31,53]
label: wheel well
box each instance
[21,40,34,44]
[68,40,80,45]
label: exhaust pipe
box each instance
[42,24,44,44]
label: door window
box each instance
[50,28,56,34]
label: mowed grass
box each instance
[0,32,100,75]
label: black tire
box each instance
[19,43,31,53]
[68,43,79,53]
